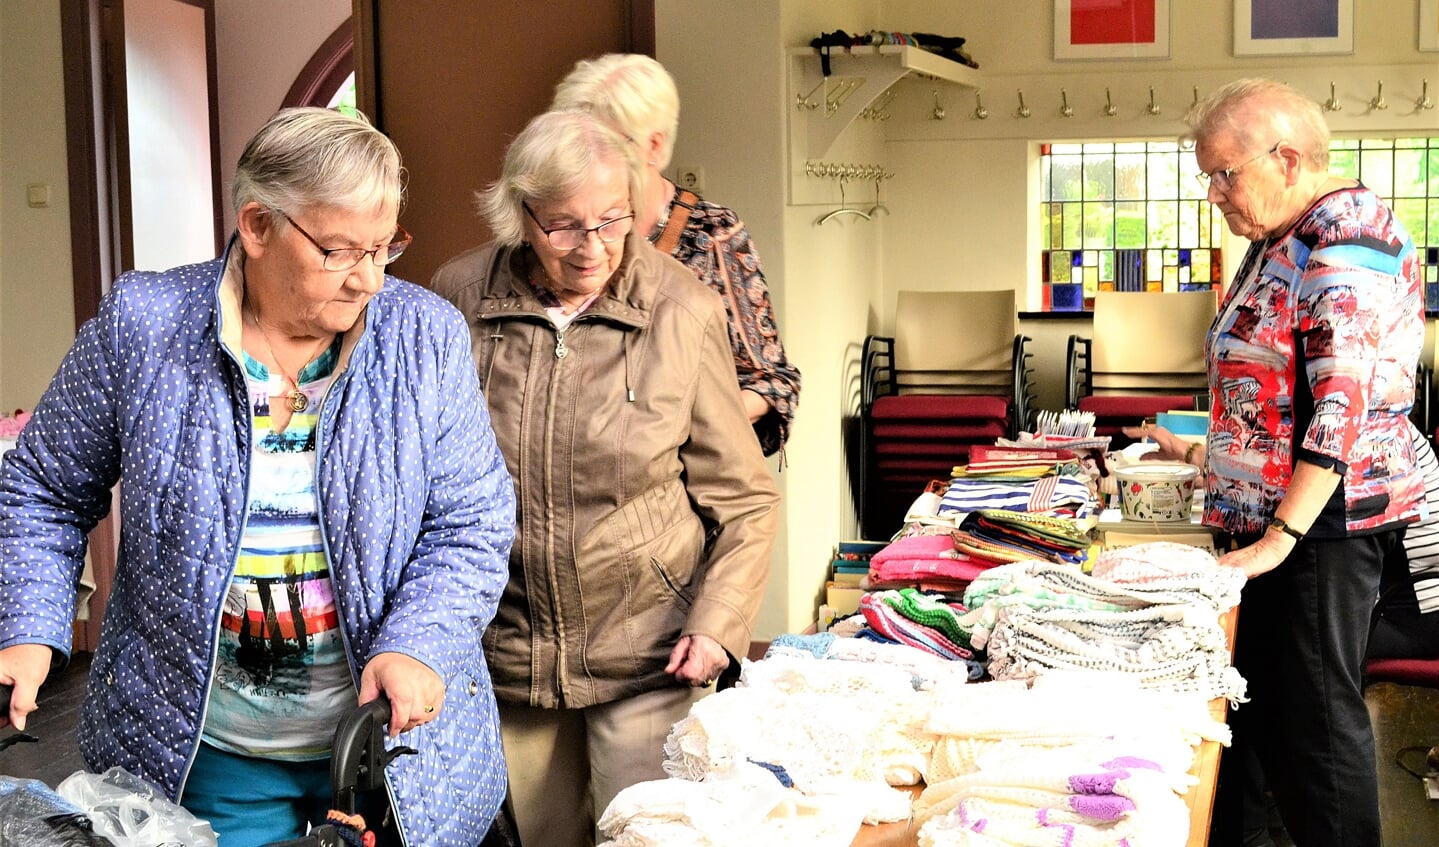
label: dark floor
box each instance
[3,655,1438,844]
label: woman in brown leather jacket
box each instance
[431,110,779,847]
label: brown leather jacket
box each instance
[431,236,779,709]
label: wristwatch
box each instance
[1269,517,1306,541]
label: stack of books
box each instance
[822,539,887,624]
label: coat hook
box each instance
[795,79,824,111]
[1192,86,1200,108]
[931,89,946,120]
[1060,88,1074,117]
[1419,79,1435,111]
[1103,87,1117,117]
[972,89,989,120]
[1370,80,1388,111]
[1146,86,1161,116]
[1322,81,1342,112]
[1016,89,1031,118]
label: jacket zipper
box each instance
[542,328,569,703]
[177,350,252,803]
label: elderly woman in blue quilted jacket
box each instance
[0,107,515,847]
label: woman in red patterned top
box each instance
[1134,78,1424,847]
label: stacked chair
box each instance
[1065,290,1217,447]
[860,290,1034,539]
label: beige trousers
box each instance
[498,685,701,847]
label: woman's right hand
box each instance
[0,643,53,731]
[1120,422,1189,462]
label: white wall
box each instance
[0,1,75,412]
[214,0,351,233]
[656,0,1439,636]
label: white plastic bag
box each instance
[56,767,216,847]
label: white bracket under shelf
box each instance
[788,44,980,159]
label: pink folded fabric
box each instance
[868,533,993,584]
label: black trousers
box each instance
[1212,530,1400,847]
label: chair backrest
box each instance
[1089,290,1215,395]
[892,290,1017,395]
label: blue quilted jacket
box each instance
[0,245,516,846]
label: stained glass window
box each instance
[1039,138,1439,312]
[1039,142,1224,311]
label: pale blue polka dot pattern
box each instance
[0,250,516,846]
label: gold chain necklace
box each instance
[244,303,326,414]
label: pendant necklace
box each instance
[245,303,323,414]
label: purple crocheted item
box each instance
[1068,793,1135,821]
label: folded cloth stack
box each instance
[914,673,1229,846]
[918,745,1192,847]
[597,759,866,847]
[867,531,994,592]
[950,509,1091,568]
[661,655,934,825]
[765,631,977,690]
[939,473,1097,521]
[958,543,1248,702]
[860,589,985,677]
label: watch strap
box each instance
[1269,517,1306,541]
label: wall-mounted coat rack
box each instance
[789,44,979,158]
[805,161,894,225]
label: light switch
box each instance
[26,183,50,208]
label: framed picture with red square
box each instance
[1054,0,1170,60]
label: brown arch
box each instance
[282,19,353,108]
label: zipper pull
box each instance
[554,328,568,359]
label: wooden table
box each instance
[852,606,1238,847]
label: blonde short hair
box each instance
[478,111,643,247]
[550,53,680,169]
[233,107,404,218]
[1183,78,1330,169]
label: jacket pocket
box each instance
[648,555,696,608]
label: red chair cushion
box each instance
[872,394,1011,421]
[1364,657,1439,688]
[873,422,1010,440]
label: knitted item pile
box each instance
[957,544,1247,702]
[596,760,865,847]
[859,589,982,672]
[914,675,1222,846]
[662,655,935,823]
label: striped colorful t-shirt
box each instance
[202,346,353,760]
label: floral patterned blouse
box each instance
[662,188,801,457]
[1204,185,1425,537]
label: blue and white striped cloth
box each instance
[938,474,1096,519]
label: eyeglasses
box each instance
[280,212,412,271]
[523,202,634,251]
[1195,142,1282,192]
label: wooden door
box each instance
[355,0,654,284]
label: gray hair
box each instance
[1183,78,1330,169]
[478,110,642,247]
[550,53,680,169]
[232,107,404,219]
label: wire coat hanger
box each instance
[816,178,872,225]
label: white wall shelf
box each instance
[787,44,980,206]
[788,44,980,159]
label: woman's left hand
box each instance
[1219,532,1294,579]
[359,652,446,737]
[665,634,730,688]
